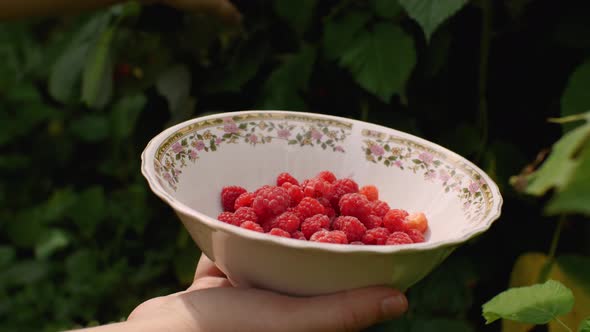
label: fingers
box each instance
[164,0,241,25]
[194,254,226,280]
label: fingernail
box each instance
[381,294,407,318]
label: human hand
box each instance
[128,253,408,332]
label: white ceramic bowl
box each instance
[141,110,502,296]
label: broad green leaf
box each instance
[274,0,316,36]
[339,23,416,102]
[4,216,46,248]
[371,0,403,19]
[109,184,150,234]
[561,60,590,132]
[482,279,574,325]
[323,11,371,60]
[110,94,146,139]
[35,228,69,259]
[0,246,16,268]
[67,186,106,237]
[580,318,590,332]
[422,26,451,78]
[43,188,77,223]
[156,64,191,114]
[81,26,115,109]
[399,0,468,41]
[260,45,316,110]
[70,114,109,142]
[546,143,590,215]
[0,260,49,287]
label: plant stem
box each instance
[538,215,565,282]
[360,99,369,122]
[476,0,492,162]
[554,317,573,332]
[548,113,589,124]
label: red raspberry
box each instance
[310,230,348,244]
[254,185,273,195]
[217,212,240,226]
[240,221,264,233]
[281,182,304,206]
[302,178,332,198]
[234,192,255,210]
[291,231,306,240]
[371,200,390,217]
[301,214,330,239]
[221,186,247,212]
[362,227,390,245]
[252,186,290,218]
[339,193,372,219]
[270,212,301,233]
[234,207,258,224]
[316,197,334,218]
[360,214,382,229]
[269,228,291,238]
[405,228,425,243]
[295,197,325,220]
[332,216,366,242]
[405,212,428,234]
[316,170,337,183]
[277,172,299,186]
[359,185,379,201]
[386,232,413,245]
[383,209,410,233]
[350,241,365,245]
[328,178,359,209]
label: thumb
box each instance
[289,287,408,332]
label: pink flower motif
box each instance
[439,169,451,182]
[394,160,403,168]
[173,168,182,177]
[425,169,436,181]
[224,122,239,134]
[194,140,205,151]
[223,117,234,123]
[189,150,198,161]
[311,128,323,140]
[479,178,486,185]
[277,128,291,139]
[463,201,471,209]
[334,146,344,152]
[249,134,258,143]
[468,181,480,194]
[370,144,385,156]
[172,142,183,153]
[163,172,173,182]
[215,138,222,145]
[418,152,434,165]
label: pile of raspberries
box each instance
[217,171,429,245]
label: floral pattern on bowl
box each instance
[153,113,351,191]
[361,129,493,223]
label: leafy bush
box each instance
[1,0,589,331]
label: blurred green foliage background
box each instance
[1,0,590,331]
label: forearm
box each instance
[0,0,129,20]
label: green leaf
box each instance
[260,45,316,110]
[561,60,590,132]
[482,279,574,325]
[156,64,191,112]
[110,94,146,139]
[48,44,89,103]
[579,317,590,332]
[67,186,106,237]
[81,26,115,109]
[70,114,109,142]
[274,0,316,35]
[35,228,69,259]
[399,0,468,41]
[339,23,416,102]
[371,0,403,19]
[0,260,49,287]
[0,246,16,268]
[323,11,371,60]
[4,216,46,248]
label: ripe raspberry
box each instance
[339,193,372,219]
[359,185,379,201]
[362,227,390,245]
[281,182,304,206]
[328,178,359,209]
[302,178,332,198]
[316,197,335,219]
[386,232,413,245]
[270,212,301,233]
[350,241,365,245]
[405,212,428,234]
[291,231,306,240]
[316,170,337,183]
[383,209,410,233]
[240,221,264,233]
[234,207,258,224]
[252,186,290,218]
[234,192,255,210]
[371,200,390,217]
[301,214,330,239]
[269,228,291,238]
[310,230,348,244]
[217,212,240,226]
[276,172,299,186]
[221,186,247,212]
[332,216,366,242]
[295,197,325,220]
[254,185,273,195]
[405,228,425,243]
[360,214,382,229]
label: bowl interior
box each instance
[146,111,501,246]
